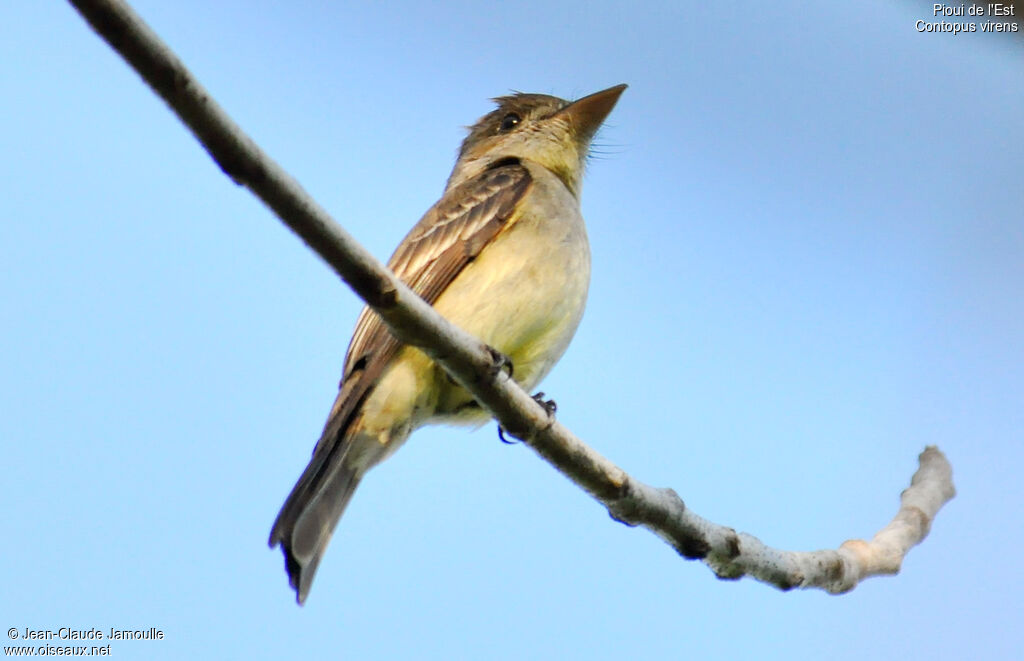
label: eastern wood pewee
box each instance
[270,84,627,603]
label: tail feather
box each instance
[269,450,362,604]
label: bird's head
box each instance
[447,84,626,198]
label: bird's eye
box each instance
[498,113,521,132]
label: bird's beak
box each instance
[557,84,627,143]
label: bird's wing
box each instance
[342,162,532,383]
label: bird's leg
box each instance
[479,345,518,443]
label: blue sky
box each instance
[2,2,1021,659]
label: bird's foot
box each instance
[497,392,557,444]
[485,345,514,380]
[531,392,557,417]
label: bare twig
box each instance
[68,0,956,594]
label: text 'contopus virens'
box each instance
[270,84,627,603]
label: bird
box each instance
[269,84,627,604]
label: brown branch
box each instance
[67,0,956,594]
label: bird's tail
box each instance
[268,442,363,604]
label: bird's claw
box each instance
[531,392,557,417]
[486,346,514,379]
[497,425,517,444]
[497,392,557,445]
